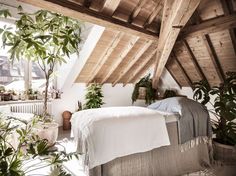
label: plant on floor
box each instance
[132,74,156,105]
[0,113,77,176]
[193,72,236,145]
[0,8,82,121]
[84,83,104,109]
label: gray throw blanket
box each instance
[148,97,212,143]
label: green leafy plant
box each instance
[84,83,104,109]
[132,74,156,105]
[163,89,177,99]
[193,72,236,145]
[0,8,82,120]
[0,113,78,175]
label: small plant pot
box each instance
[138,87,147,99]
[213,140,236,164]
[12,95,19,101]
[34,122,59,145]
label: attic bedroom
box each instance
[0,0,235,175]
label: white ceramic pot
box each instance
[34,122,59,145]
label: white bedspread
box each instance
[71,106,170,169]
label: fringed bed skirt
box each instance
[89,122,212,176]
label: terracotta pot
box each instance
[213,140,236,164]
[62,111,72,130]
[34,122,59,145]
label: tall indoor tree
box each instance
[0,8,82,119]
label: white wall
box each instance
[52,83,145,125]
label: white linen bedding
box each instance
[71,106,170,169]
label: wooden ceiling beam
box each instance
[128,0,148,23]
[100,36,139,84]
[165,66,182,88]
[202,34,225,82]
[180,14,236,39]
[172,53,193,87]
[152,0,201,88]
[182,39,208,84]
[130,59,155,83]
[100,0,121,16]
[87,32,124,84]
[220,0,236,56]
[19,0,159,41]
[143,1,163,28]
[112,40,153,86]
[123,48,157,86]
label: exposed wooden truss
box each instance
[182,40,208,83]
[202,34,225,82]
[100,36,139,84]
[112,40,153,86]
[152,0,201,88]
[19,0,159,41]
[87,32,124,84]
[19,0,236,88]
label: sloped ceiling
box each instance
[14,0,236,87]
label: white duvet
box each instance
[71,106,170,169]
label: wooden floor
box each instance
[58,127,236,176]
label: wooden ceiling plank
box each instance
[123,48,157,86]
[130,59,155,83]
[182,39,208,83]
[172,52,193,87]
[19,0,159,41]
[100,36,139,84]
[143,1,163,28]
[87,32,124,84]
[128,0,148,23]
[220,0,236,56]
[112,40,153,86]
[100,0,121,16]
[152,0,201,88]
[181,14,236,39]
[202,34,225,82]
[166,66,182,88]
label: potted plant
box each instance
[0,113,77,175]
[193,72,236,163]
[0,8,82,144]
[84,83,104,109]
[11,90,19,101]
[132,74,157,105]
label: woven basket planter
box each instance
[213,140,236,164]
[138,87,146,99]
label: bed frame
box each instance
[89,122,211,176]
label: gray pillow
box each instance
[148,97,185,114]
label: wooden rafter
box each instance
[181,14,236,39]
[172,53,193,87]
[19,0,159,41]
[220,0,236,56]
[202,34,225,82]
[152,0,201,88]
[100,0,121,16]
[143,0,163,28]
[123,48,157,86]
[165,66,182,88]
[182,39,208,83]
[112,40,153,86]
[130,58,155,83]
[128,0,148,23]
[100,36,139,84]
[87,32,124,84]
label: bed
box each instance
[71,97,212,176]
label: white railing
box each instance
[1,100,52,115]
